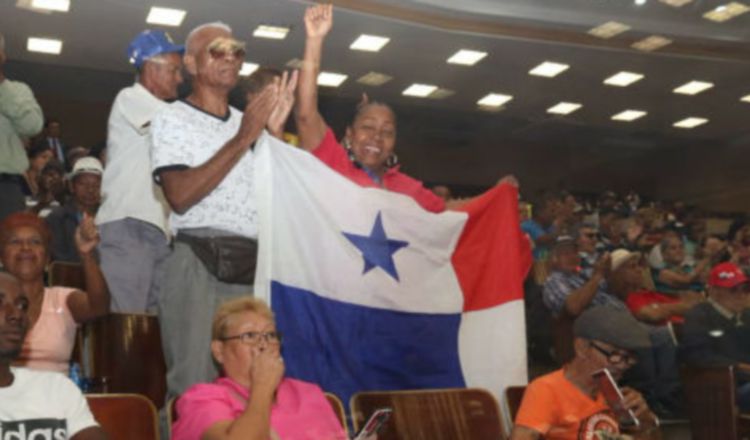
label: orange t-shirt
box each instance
[515,369,620,440]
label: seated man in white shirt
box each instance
[0,269,106,440]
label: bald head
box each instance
[185,22,232,56]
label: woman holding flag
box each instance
[295,4,516,214]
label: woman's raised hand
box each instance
[75,213,99,256]
[305,4,333,39]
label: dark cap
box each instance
[574,306,651,351]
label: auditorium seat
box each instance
[681,365,750,440]
[350,388,504,439]
[82,313,167,408]
[505,385,526,423]
[48,261,85,289]
[86,393,158,440]
[325,392,349,437]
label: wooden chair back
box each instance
[86,393,158,440]
[325,392,349,437]
[552,312,575,364]
[350,388,503,440]
[83,313,167,408]
[681,365,739,440]
[48,261,85,289]
[505,386,527,423]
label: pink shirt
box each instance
[313,127,445,213]
[16,286,78,373]
[172,377,347,440]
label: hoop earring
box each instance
[386,154,399,168]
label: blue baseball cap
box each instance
[127,30,184,68]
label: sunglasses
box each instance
[207,38,246,60]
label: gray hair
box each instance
[185,21,231,55]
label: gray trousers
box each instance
[98,218,170,314]
[0,180,25,222]
[157,240,252,403]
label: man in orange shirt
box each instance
[511,306,660,440]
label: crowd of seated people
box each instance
[2,4,750,439]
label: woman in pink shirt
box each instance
[172,297,347,440]
[0,211,110,373]
[295,5,515,214]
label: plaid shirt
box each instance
[542,268,627,317]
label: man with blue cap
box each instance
[95,29,184,313]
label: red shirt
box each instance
[312,127,445,213]
[626,289,684,324]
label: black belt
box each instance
[0,174,23,184]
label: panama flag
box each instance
[253,133,531,407]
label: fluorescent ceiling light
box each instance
[659,0,692,6]
[30,0,69,11]
[350,35,390,52]
[632,35,673,52]
[447,49,487,66]
[703,2,749,22]
[253,25,289,40]
[529,61,569,78]
[477,93,513,108]
[403,84,438,98]
[240,63,259,76]
[428,88,455,100]
[603,71,644,87]
[317,72,348,87]
[357,72,393,86]
[673,80,714,95]
[612,110,647,121]
[741,94,750,103]
[588,21,631,39]
[146,6,186,26]
[27,37,62,54]
[673,117,708,129]
[547,102,582,115]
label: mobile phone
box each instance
[592,368,640,429]
[354,407,392,440]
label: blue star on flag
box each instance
[342,211,409,281]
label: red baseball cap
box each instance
[708,262,749,288]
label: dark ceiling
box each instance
[2,0,750,151]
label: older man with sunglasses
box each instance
[511,306,660,440]
[150,21,296,401]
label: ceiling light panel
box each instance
[659,0,693,6]
[447,49,487,66]
[673,117,708,128]
[350,35,390,52]
[477,93,513,107]
[603,71,644,87]
[611,110,647,121]
[30,0,69,12]
[240,63,259,76]
[253,25,289,40]
[547,102,582,115]
[317,72,348,87]
[403,84,438,97]
[703,2,749,22]
[741,94,750,103]
[529,61,570,78]
[285,58,304,69]
[146,6,186,26]
[632,35,673,52]
[588,21,631,39]
[673,80,714,95]
[27,37,62,54]
[428,88,455,100]
[357,72,393,86]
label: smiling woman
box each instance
[0,211,110,373]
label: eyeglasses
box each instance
[220,331,282,346]
[590,342,637,366]
[207,38,246,60]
